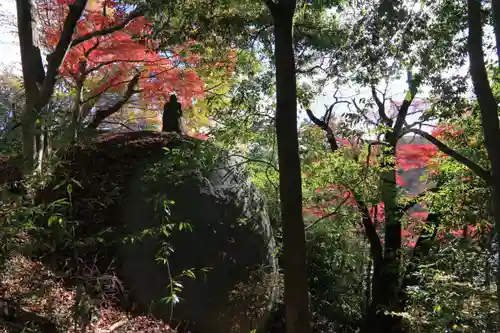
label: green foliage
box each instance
[307,222,367,332]
[405,243,497,332]
[228,268,282,332]
[0,70,24,155]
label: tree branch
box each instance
[229,153,279,172]
[100,120,135,131]
[36,0,88,110]
[71,7,144,47]
[356,198,383,266]
[392,71,420,139]
[305,195,351,231]
[84,58,173,75]
[305,108,339,151]
[371,84,392,126]
[401,128,492,183]
[16,0,46,98]
[398,186,440,213]
[82,77,139,103]
[87,72,140,129]
[306,102,383,264]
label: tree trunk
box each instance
[34,121,43,173]
[68,81,84,143]
[16,0,42,174]
[267,1,312,333]
[492,0,500,66]
[42,124,51,171]
[16,0,87,173]
[364,135,404,333]
[467,0,500,324]
[20,108,36,174]
[363,257,372,316]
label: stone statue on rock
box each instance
[162,94,182,134]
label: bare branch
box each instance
[323,89,350,124]
[96,319,128,333]
[84,58,175,75]
[100,120,135,131]
[371,84,392,126]
[203,82,226,93]
[305,108,339,151]
[82,78,138,103]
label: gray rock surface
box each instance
[118,142,278,333]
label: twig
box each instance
[0,318,36,332]
[95,319,128,333]
[305,195,351,230]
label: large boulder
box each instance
[37,132,278,333]
[119,138,278,332]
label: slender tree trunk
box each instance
[363,257,372,316]
[266,1,311,333]
[467,0,500,324]
[42,124,51,170]
[20,108,36,174]
[68,81,83,143]
[34,121,43,173]
[492,0,500,66]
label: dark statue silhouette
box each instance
[162,94,182,134]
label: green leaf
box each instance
[48,215,63,226]
[183,269,196,279]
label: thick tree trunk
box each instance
[467,0,500,323]
[365,144,404,333]
[16,0,42,174]
[267,1,312,333]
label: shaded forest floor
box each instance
[0,132,187,332]
[0,254,174,332]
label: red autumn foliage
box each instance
[37,0,207,108]
[304,123,483,248]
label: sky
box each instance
[0,0,20,73]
